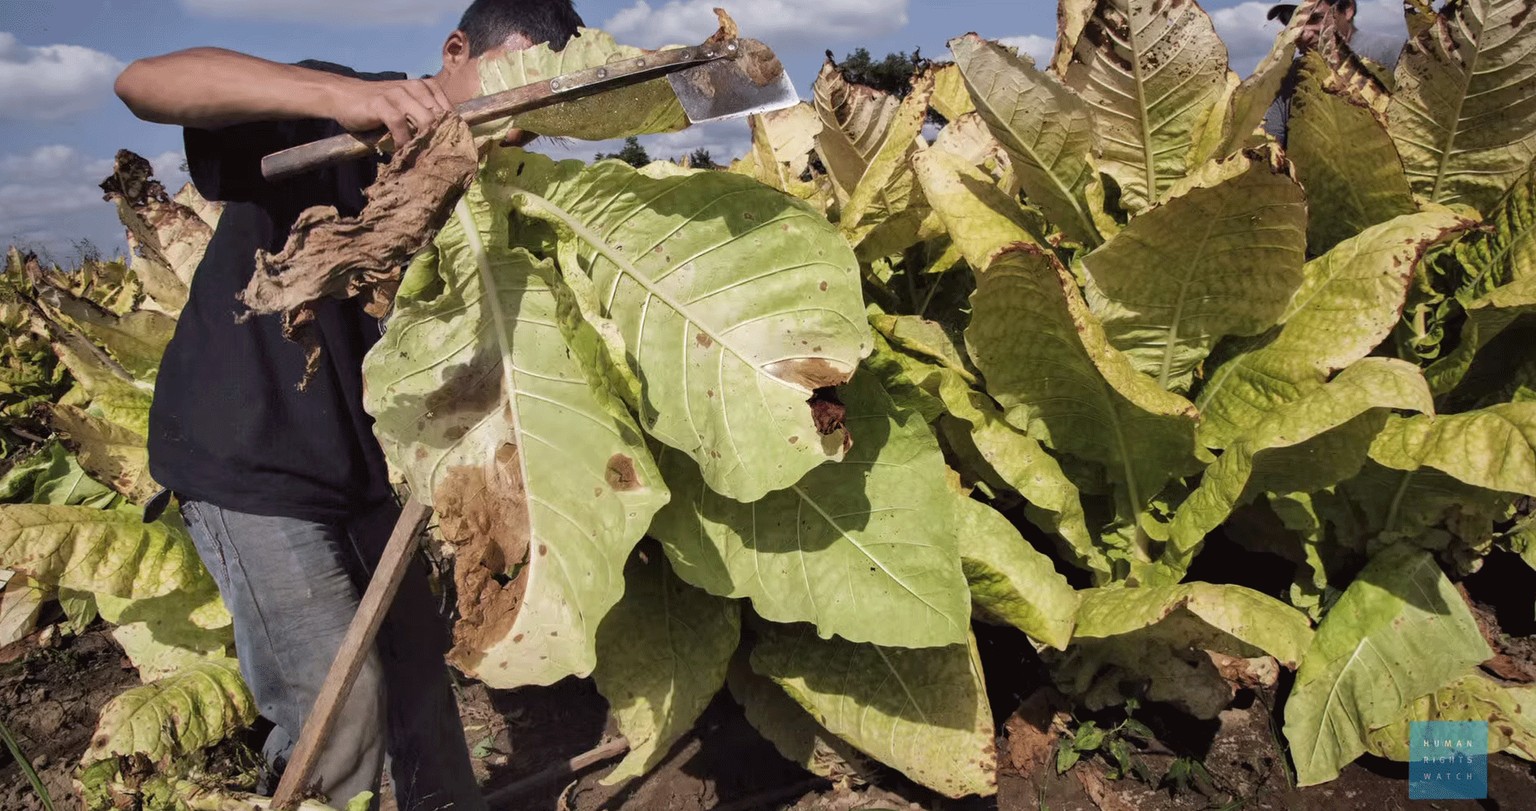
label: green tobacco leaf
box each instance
[865,325,1106,579]
[49,405,158,505]
[862,332,947,423]
[492,149,871,503]
[593,552,740,785]
[1284,545,1492,786]
[49,330,151,436]
[840,71,934,241]
[31,279,173,381]
[0,442,118,508]
[97,582,234,682]
[967,245,1199,542]
[726,655,875,784]
[58,593,102,643]
[1426,166,1536,393]
[812,57,902,206]
[950,34,1104,246]
[1073,582,1313,668]
[956,494,1078,649]
[1369,404,1536,496]
[363,180,669,689]
[1168,360,1433,573]
[652,372,970,649]
[1287,53,1417,255]
[869,314,973,380]
[1056,581,1310,719]
[1058,0,1233,212]
[475,27,687,143]
[0,571,44,648]
[741,104,822,193]
[1365,672,1536,762]
[1426,277,1536,398]
[912,148,1044,268]
[1459,160,1536,286]
[1341,461,1515,551]
[81,658,256,766]
[930,63,977,122]
[1083,149,1308,391]
[0,506,202,599]
[1197,211,1471,448]
[751,623,996,798]
[1388,0,1536,211]
[931,366,1104,579]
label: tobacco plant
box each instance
[3,1,1536,804]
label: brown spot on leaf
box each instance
[435,444,532,673]
[696,332,714,348]
[605,454,641,491]
[426,352,503,419]
[819,281,828,291]
[767,357,853,389]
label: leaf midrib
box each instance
[965,46,1101,245]
[1427,10,1488,203]
[510,185,810,396]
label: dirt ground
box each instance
[4,557,1535,811]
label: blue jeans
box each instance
[179,498,486,811]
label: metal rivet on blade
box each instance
[597,68,607,78]
[550,79,560,89]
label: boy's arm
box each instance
[115,47,453,149]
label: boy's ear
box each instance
[442,29,472,68]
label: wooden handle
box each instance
[270,499,432,810]
[261,129,386,181]
[261,42,733,181]
[259,81,552,182]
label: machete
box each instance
[261,36,797,181]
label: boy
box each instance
[114,1,585,807]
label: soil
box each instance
[0,625,139,811]
[5,558,1536,811]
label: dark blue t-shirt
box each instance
[149,61,402,522]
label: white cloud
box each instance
[177,0,463,26]
[1211,0,1409,75]
[0,33,124,122]
[605,0,909,48]
[996,34,1055,67]
[1209,1,1287,75]
[537,120,754,166]
[1,145,187,262]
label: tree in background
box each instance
[683,148,717,169]
[595,136,652,167]
[830,47,942,124]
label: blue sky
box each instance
[0,0,1407,260]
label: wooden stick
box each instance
[271,499,433,810]
[481,737,630,807]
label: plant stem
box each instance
[0,714,55,811]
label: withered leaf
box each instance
[240,113,478,385]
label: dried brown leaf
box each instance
[240,113,478,385]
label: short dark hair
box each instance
[458,0,585,56]
[1267,0,1355,25]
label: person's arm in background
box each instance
[115,47,453,149]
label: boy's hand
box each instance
[332,77,456,150]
